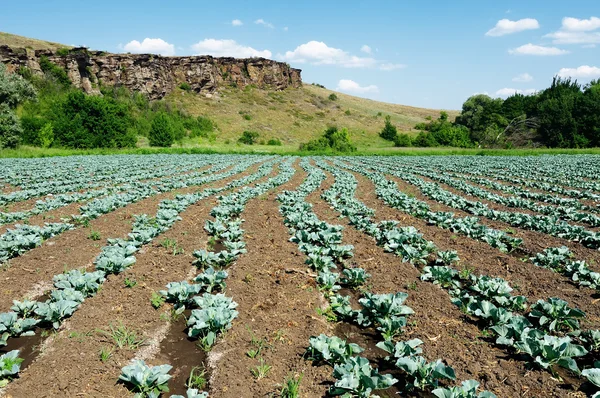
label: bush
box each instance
[328,93,338,101]
[238,130,259,145]
[39,56,71,88]
[267,138,282,146]
[242,114,252,121]
[179,82,191,91]
[48,91,136,148]
[379,115,398,141]
[38,122,54,148]
[148,113,174,147]
[412,131,439,147]
[300,126,356,152]
[394,133,412,147]
[0,104,22,149]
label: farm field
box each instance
[0,154,599,398]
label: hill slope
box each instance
[0,32,71,51]
[168,84,457,149]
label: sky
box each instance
[1,0,599,109]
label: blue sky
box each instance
[1,0,599,109]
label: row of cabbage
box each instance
[275,159,496,397]
[118,158,296,397]
[0,157,271,390]
[358,157,600,250]
[315,159,600,396]
[0,156,260,266]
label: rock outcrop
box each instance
[0,46,302,99]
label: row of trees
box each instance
[378,77,600,149]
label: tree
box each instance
[576,80,600,147]
[0,63,37,148]
[148,112,174,147]
[300,126,356,152]
[238,130,259,145]
[379,115,398,141]
[455,94,505,145]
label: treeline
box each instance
[0,59,216,149]
[379,77,600,149]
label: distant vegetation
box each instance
[300,126,356,152]
[0,59,216,149]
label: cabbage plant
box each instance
[119,360,172,397]
[306,334,364,365]
[329,356,398,398]
[0,350,23,387]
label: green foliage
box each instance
[0,104,22,149]
[179,82,191,91]
[148,112,174,147]
[379,115,398,141]
[394,133,412,147]
[119,360,172,397]
[56,48,70,57]
[238,130,259,145]
[415,111,473,148]
[37,122,54,148]
[267,138,282,146]
[39,56,71,88]
[300,126,357,152]
[0,63,37,108]
[328,93,338,101]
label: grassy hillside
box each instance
[0,32,71,51]
[167,84,458,150]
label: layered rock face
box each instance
[0,46,302,99]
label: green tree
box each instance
[0,63,37,148]
[379,115,398,141]
[148,112,174,147]
[455,94,505,145]
[575,80,600,147]
[238,130,259,145]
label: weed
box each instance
[99,346,113,362]
[124,278,137,288]
[98,321,146,350]
[250,358,272,380]
[151,291,165,309]
[405,281,418,291]
[280,373,303,398]
[316,306,338,322]
[187,366,207,390]
[88,229,101,241]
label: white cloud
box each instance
[545,16,600,45]
[485,18,540,37]
[561,16,600,31]
[231,19,243,26]
[509,43,569,55]
[283,26,288,31]
[512,73,533,82]
[190,39,272,58]
[281,41,376,68]
[379,63,406,71]
[556,65,600,79]
[495,88,537,98]
[360,45,372,54]
[255,19,274,29]
[123,38,175,56]
[336,79,379,94]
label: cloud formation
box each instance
[512,73,533,82]
[556,65,600,79]
[509,43,569,55]
[485,18,540,36]
[281,41,376,68]
[231,19,243,26]
[255,19,274,29]
[337,79,379,93]
[123,38,175,56]
[191,39,271,58]
[545,16,600,45]
[360,45,372,54]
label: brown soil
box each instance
[208,163,334,398]
[0,162,261,313]
[2,162,278,397]
[307,168,584,397]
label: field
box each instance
[0,154,599,398]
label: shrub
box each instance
[300,126,356,152]
[243,114,252,121]
[344,109,351,116]
[0,104,22,149]
[380,115,398,141]
[412,131,439,147]
[49,91,136,148]
[39,56,71,88]
[394,133,412,147]
[38,122,54,148]
[328,93,338,101]
[179,82,191,91]
[238,131,259,145]
[267,138,282,146]
[148,112,174,147]
[56,48,70,57]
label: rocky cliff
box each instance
[0,46,302,99]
